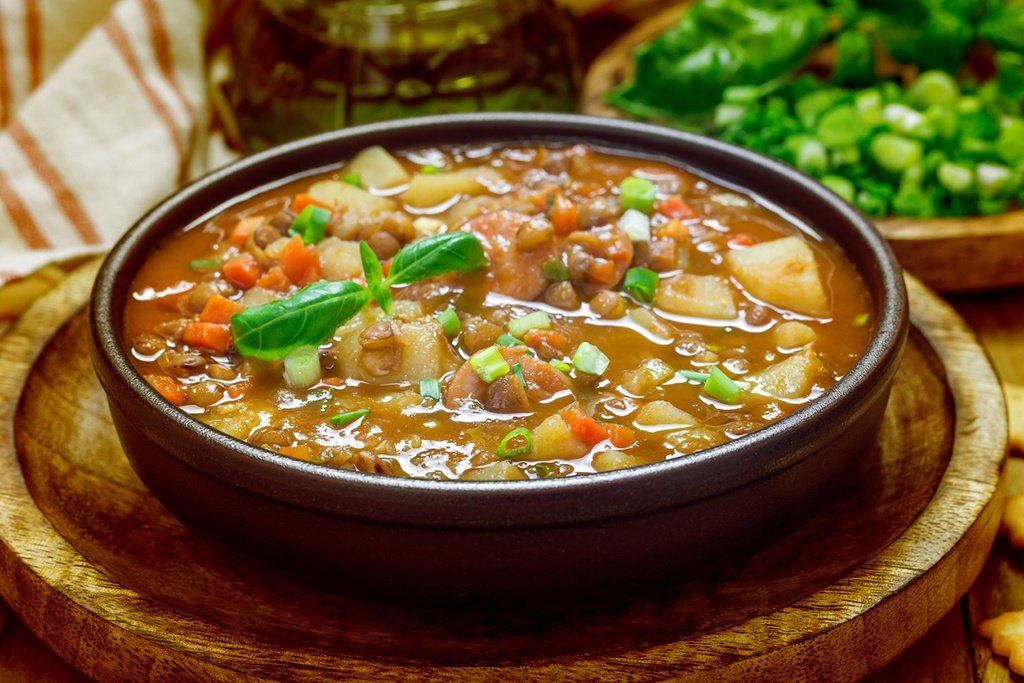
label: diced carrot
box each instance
[256,265,293,292]
[587,258,618,286]
[608,424,636,449]
[562,404,610,444]
[656,196,696,220]
[182,321,234,353]
[654,218,688,242]
[278,235,322,287]
[227,382,250,399]
[321,377,343,387]
[551,194,578,234]
[145,375,185,406]
[228,216,262,247]
[222,253,264,289]
[279,444,313,461]
[523,328,570,351]
[198,294,245,325]
[727,233,756,249]
[290,193,332,214]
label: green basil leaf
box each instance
[231,280,370,359]
[360,241,392,314]
[385,231,489,286]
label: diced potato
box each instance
[655,273,737,320]
[725,236,829,317]
[772,321,817,350]
[621,358,676,396]
[307,179,395,215]
[460,461,529,481]
[530,414,590,461]
[334,314,459,383]
[238,286,282,308]
[341,145,411,190]
[634,400,697,430]
[748,347,826,399]
[318,237,362,281]
[592,449,648,472]
[664,427,724,453]
[403,167,505,209]
[398,321,460,381]
[627,307,672,339]
[412,217,445,237]
[203,405,259,440]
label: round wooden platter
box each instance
[579,1,1024,294]
[0,258,1007,683]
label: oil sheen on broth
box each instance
[123,143,873,481]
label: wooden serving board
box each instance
[0,258,1006,683]
[579,1,1024,294]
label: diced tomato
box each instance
[654,218,688,242]
[228,216,262,247]
[587,258,618,286]
[551,194,578,234]
[182,321,234,353]
[278,235,322,287]
[727,233,756,249]
[523,328,570,351]
[562,404,610,444]
[198,294,245,325]
[656,196,696,220]
[144,375,184,406]
[256,265,293,292]
[290,193,332,214]
[607,424,636,449]
[222,253,264,289]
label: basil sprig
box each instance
[230,231,488,359]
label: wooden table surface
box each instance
[1,11,1022,682]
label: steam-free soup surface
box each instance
[124,143,872,480]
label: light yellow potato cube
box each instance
[341,145,411,189]
[318,237,362,281]
[634,400,697,429]
[307,179,395,214]
[530,414,590,461]
[725,236,829,317]
[402,167,505,209]
[461,461,528,481]
[655,273,737,320]
[772,321,817,350]
[749,347,826,399]
[592,449,648,472]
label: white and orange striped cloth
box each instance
[0,0,236,317]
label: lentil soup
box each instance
[123,142,873,481]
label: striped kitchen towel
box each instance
[0,0,236,317]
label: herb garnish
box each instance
[231,231,488,359]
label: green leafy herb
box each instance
[360,241,391,315]
[385,231,489,287]
[231,280,371,360]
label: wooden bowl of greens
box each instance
[582,0,1024,293]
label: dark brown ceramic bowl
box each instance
[89,113,908,610]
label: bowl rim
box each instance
[89,112,909,529]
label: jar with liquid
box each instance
[214,0,581,152]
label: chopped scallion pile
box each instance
[470,346,510,383]
[435,307,461,336]
[507,310,551,338]
[623,267,659,304]
[497,427,533,459]
[572,342,610,375]
[419,378,442,401]
[330,408,370,427]
[289,205,330,245]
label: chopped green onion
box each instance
[572,342,609,376]
[976,163,1012,198]
[622,267,659,305]
[853,312,870,327]
[330,408,370,427]
[820,175,856,203]
[512,363,527,387]
[188,259,220,271]
[420,164,442,174]
[534,464,552,477]
[937,162,973,195]
[549,359,572,372]
[496,332,528,348]
[705,366,743,404]
[908,70,960,108]
[435,307,461,336]
[618,208,651,242]
[619,176,658,214]
[507,310,550,339]
[678,369,711,383]
[342,173,362,187]
[541,258,570,282]
[869,133,923,174]
[289,205,330,245]
[283,344,321,389]
[470,346,510,384]
[497,427,533,459]
[419,378,442,401]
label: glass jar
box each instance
[212,0,581,152]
